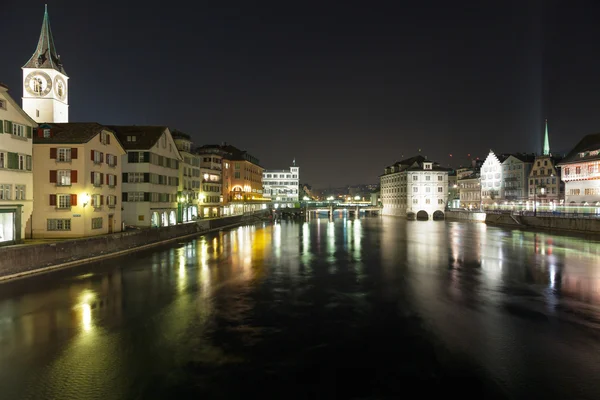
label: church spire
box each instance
[543,119,550,155]
[22,5,66,75]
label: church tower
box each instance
[22,5,69,123]
[543,119,550,156]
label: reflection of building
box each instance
[380,155,450,219]
[502,154,534,203]
[199,143,266,215]
[172,130,199,222]
[22,6,69,124]
[0,85,36,244]
[32,123,126,237]
[111,125,182,227]
[559,132,600,207]
[263,162,299,208]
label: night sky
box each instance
[2,0,600,187]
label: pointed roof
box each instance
[543,119,550,155]
[23,5,67,75]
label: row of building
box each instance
[380,121,600,218]
[0,7,300,244]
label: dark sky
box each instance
[2,0,600,187]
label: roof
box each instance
[107,125,168,150]
[458,172,480,181]
[502,153,536,163]
[559,133,600,165]
[23,6,66,75]
[196,143,262,166]
[171,129,191,141]
[0,86,38,127]
[382,154,451,175]
[33,123,110,144]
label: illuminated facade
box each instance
[380,155,450,220]
[527,155,563,208]
[263,163,300,208]
[32,123,125,238]
[22,6,69,123]
[501,154,533,203]
[0,84,36,244]
[458,172,481,210]
[559,132,600,207]
[196,148,223,218]
[110,125,182,228]
[172,131,201,222]
[480,151,504,207]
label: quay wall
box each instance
[445,210,487,222]
[0,211,270,280]
[485,213,600,234]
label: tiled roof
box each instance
[107,125,167,150]
[23,6,66,75]
[559,133,600,164]
[33,122,109,144]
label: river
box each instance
[1,217,600,399]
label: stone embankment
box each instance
[446,210,600,235]
[0,211,270,281]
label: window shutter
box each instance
[0,120,3,134]
[114,195,118,205]
[128,152,135,163]
[101,195,104,205]
[37,129,43,138]
[71,194,77,206]
[115,174,118,185]
[144,192,150,202]
[144,172,150,183]
[7,152,18,169]
[49,194,57,206]
[49,170,57,183]
[71,148,78,159]
[107,135,111,145]
[99,134,102,143]
[91,171,94,183]
[144,152,150,163]
[71,170,78,183]
[91,150,94,161]
[100,152,104,163]
[106,174,109,185]
[122,192,127,202]
[101,173,104,183]
[26,126,32,139]
[114,155,118,166]
[50,148,57,159]
[6,121,12,134]
[26,155,32,171]
[122,172,127,182]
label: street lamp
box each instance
[81,193,90,207]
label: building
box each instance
[528,154,563,209]
[458,172,481,210]
[22,6,69,123]
[558,132,600,208]
[32,123,125,238]
[196,146,224,218]
[380,155,450,220]
[263,162,300,208]
[200,143,267,215]
[501,154,534,205]
[110,126,182,228]
[0,84,36,244]
[172,130,200,222]
[480,151,505,208]
[447,171,460,208]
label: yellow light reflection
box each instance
[81,303,92,332]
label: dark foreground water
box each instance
[1,217,600,399]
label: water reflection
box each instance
[1,218,600,399]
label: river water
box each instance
[1,217,600,399]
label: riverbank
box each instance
[446,210,600,235]
[0,211,270,282]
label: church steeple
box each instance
[543,119,550,156]
[23,5,66,75]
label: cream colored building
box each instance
[32,123,125,238]
[196,147,223,218]
[0,84,36,244]
[172,130,200,222]
[110,126,182,228]
[380,155,450,220]
[22,6,69,124]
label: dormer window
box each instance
[127,135,137,142]
[43,129,51,138]
[424,162,433,170]
[0,99,6,110]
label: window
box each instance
[413,199,418,204]
[127,135,137,142]
[92,218,103,229]
[12,123,25,138]
[0,153,5,168]
[15,185,25,200]
[0,99,6,110]
[413,187,418,193]
[438,187,443,192]
[107,154,117,167]
[58,148,71,162]
[18,155,25,170]
[426,176,430,181]
[108,174,116,187]
[57,194,71,209]
[438,176,443,181]
[47,219,71,231]
[43,129,51,138]
[426,187,431,193]
[426,199,431,204]
[92,172,103,186]
[576,166,581,174]
[91,194,102,208]
[438,199,445,204]
[92,150,102,164]
[107,195,117,208]
[128,192,144,202]
[0,184,11,200]
[100,131,108,145]
[234,172,240,179]
[544,160,548,166]
[57,170,71,186]
[128,172,144,183]
[413,175,418,181]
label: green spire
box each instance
[23,5,67,75]
[543,119,550,156]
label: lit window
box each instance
[58,148,71,162]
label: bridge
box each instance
[302,200,381,216]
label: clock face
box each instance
[54,75,67,100]
[24,71,52,96]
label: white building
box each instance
[0,84,36,244]
[110,126,182,228]
[380,155,450,220]
[263,163,300,208]
[480,151,504,208]
[559,132,600,208]
[22,6,69,123]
